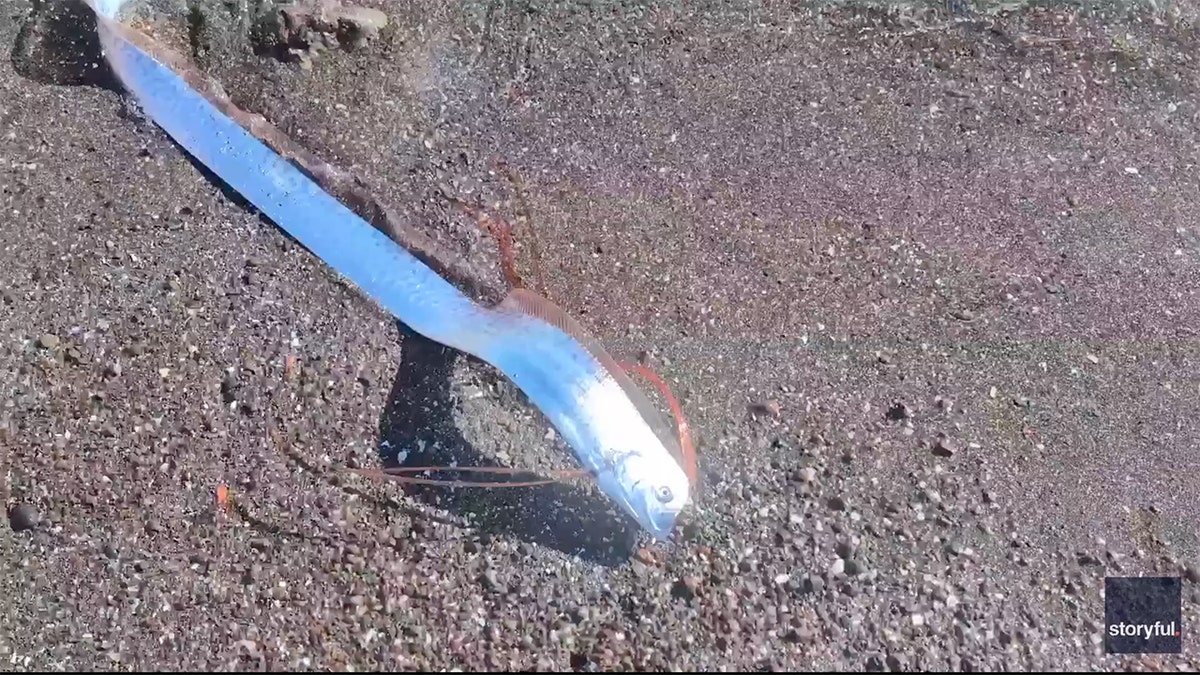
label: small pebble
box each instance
[801,574,825,595]
[750,399,781,418]
[836,540,856,559]
[672,576,700,601]
[8,503,40,531]
[933,436,958,457]
[1182,563,1198,584]
[885,402,911,421]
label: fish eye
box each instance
[655,485,673,503]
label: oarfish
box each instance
[82,0,693,539]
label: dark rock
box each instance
[885,402,911,421]
[836,540,856,559]
[1183,563,1198,584]
[933,435,958,457]
[803,574,825,595]
[8,503,39,531]
[749,399,782,418]
[671,576,700,601]
[221,372,239,403]
[569,652,592,671]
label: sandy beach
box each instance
[2,0,1198,669]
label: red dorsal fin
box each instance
[349,465,587,488]
[616,362,697,488]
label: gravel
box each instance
[2,0,1199,671]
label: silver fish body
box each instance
[86,0,691,539]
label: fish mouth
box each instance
[626,482,677,541]
[599,475,678,541]
[644,509,678,541]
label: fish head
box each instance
[484,290,695,540]
[580,377,692,540]
[608,444,692,540]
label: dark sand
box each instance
[2,0,1198,670]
